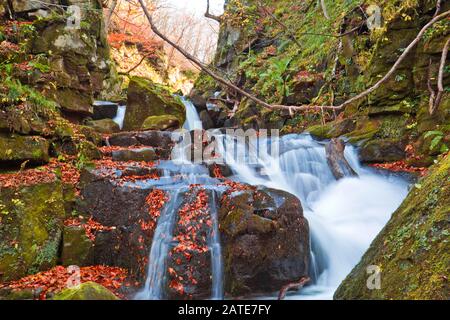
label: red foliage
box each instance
[212,164,224,179]
[0,169,56,188]
[142,189,168,232]
[0,265,127,300]
[64,217,114,241]
[369,161,428,176]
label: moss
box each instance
[123,77,186,131]
[51,282,119,300]
[0,180,65,281]
[335,154,450,300]
[0,134,50,164]
[141,115,180,131]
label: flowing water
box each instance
[136,98,409,300]
[113,105,127,129]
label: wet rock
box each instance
[219,186,310,296]
[207,163,233,178]
[112,147,158,162]
[123,77,185,131]
[189,89,207,111]
[359,139,406,163]
[77,168,158,280]
[141,115,180,131]
[52,282,119,300]
[0,180,65,282]
[199,110,215,130]
[0,134,49,164]
[135,131,174,148]
[93,101,118,120]
[86,119,120,134]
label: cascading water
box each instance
[137,98,409,300]
[113,105,127,129]
[181,97,203,131]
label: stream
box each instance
[112,98,410,300]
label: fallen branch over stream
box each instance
[278,277,311,300]
[138,0,449,114]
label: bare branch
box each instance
[434,0,442,17]
[205,0,221,23]
[278,277,310,300]
[319,0,330,19]
[137,0,450,114]
[429,37,450,115]
[105,0,118,32]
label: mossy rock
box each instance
[86,119,120,134]
[0,180,65,282]
[141,115,180,131]
[307,118,356,140]
[52,282,119,300]
[123,77,186,131]
[359,138,406,163]
[334,154,450,300]
[0,134,50,164]
[77,140,101,161]
[79,126,103,146]
[61,226,93,267]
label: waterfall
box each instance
[136,99,409,300]
[135,189,183,300]
[180,97,203,131]
[213,133,409,299]
[209,192,223,300]
[112,105,127,129]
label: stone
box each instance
[52,282,119,300]
[219,186,310,296]
[61,226,93,267]
[108,132,140,147]
[0,180,65,282]
[111,147,158,162]
[359,139,406,163]
[200,110,215,130]
[77,140,101,160]
[141,115,180,131]
[86,119,120,134]
[92,101,119,120]
[0,135,49,164]
[123,77,185,131]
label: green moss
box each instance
[141,115,180,131]
[0,180,65,281]
[51,282,119,300]
[123,77,186,131]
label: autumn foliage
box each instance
[0,266,127,300]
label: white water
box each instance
[112,105,127,129]
[136,99,409,300]
[181,97,203,131]
[213,133,409,299]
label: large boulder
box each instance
[123,77,185,131]
[0,134,49,164]
[141,115,180,131]
[61,225,93,267]
[52,282,119,300]
[359,139,406,163]
[86,119,120,134]
[0,180,65,282]
[219,186,310,296]
[335,154,450,300]
[111,147,157,162]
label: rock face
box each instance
[77,167,160,281]
[52,282,119,300]
[61,226,93,267]
[359,139,406,163]
[111,148,157,162]
[0,180,65,282]
[27,1,122,117]
[0,135,50,164]
[219,186,310,296]
[123,77,185,131]
[86,119,120,134]
[93,101,119,120]
[334,155,450,300]
[141,115,180,131]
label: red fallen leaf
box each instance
[0,266,127,300]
